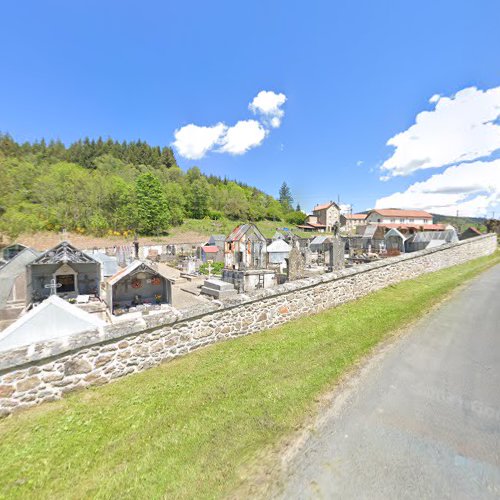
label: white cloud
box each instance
[249,90,287,128]
[172,90,286,159]
[172,123,226,160]
[218,120,267,155]
[375,159,500,217]
[381,86,500,177]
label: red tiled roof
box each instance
[465,226,482,235]
[344,213,367,220]
[202,245,219,253]
[370,208,433,218]
[313,201,338,211]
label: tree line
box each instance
[0,134,306,237]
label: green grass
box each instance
[1,251,499,499]
[167,218,324,239]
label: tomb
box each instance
[27,241,101,304]
[105,260,173,315]
[222,224,276,291]
[224,224,267,270]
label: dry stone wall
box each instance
[0,234,496,417]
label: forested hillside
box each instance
[0,134,305,238]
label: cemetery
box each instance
[0,212,490,360]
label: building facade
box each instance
[365,209,433,225]
[311,202,341,231]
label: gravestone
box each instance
[327,237,345,271]
[287,247,306,281]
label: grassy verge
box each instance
[167,218,324,239]
[1,251,499,499]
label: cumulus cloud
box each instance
[218,120,267,155]
[376,159,500,217]
[381,86,500,177]
[172,123,226,160]
[172,90,286,159]
[249,90,287,128]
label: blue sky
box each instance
[1,1,500,217]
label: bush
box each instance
[199,261,224,275]
[285,211,307,225]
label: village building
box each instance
[27,241,101,304]
[105,260,173,315]
[0,295,105,351]
[311,201,341,231]
[298,201,341,232]
[365,208,434,225]
[341,213,367,233]
[297,215,327,232]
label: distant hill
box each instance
[431,213,486,232]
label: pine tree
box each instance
[296,203,301,212]
[279,181,293,212]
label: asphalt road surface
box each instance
[280,264,500,499]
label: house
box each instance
[27,241,101,304]
[341,213,367,233]
[297,202,342,233]
[105,260,173,315]
[311,202,341,231]
[266,239,292,265]
[0,295,105,351]
[297,214,327,232]
[459,227,482,240]
[365,208,434,225]
[224,224,267,270]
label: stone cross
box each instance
[44,278,62,295]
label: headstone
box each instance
[327,238,345,271]
[288,247,306,280]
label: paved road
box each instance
[280,264,500,499]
